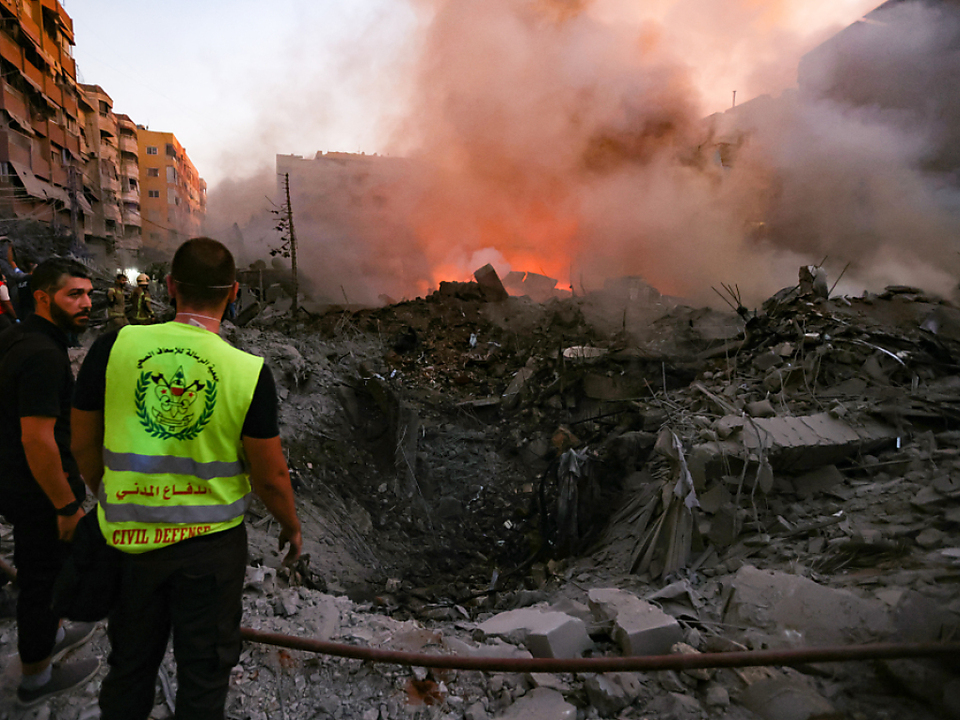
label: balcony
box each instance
[0,31,19,67]
[123,207,141,227]
[121,186,139,203]
[104,202,121,223]
[118,134,137,154]
[22,59,43,93]
[121,159,138,177]
[61,55,75,80]
[48,122,65,146]
[100,174,119,193]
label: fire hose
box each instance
[240,628,960,673]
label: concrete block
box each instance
[496,688,575,720]
[583,672,645,715]
[741,412,896,472]
[587,588,683,656]
[724,565,892,646]
[474,263,509,301]
[477,608,592,659]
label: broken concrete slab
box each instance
[741,413,897,473]
[496,688,576,720]
[724,565,893,646]
[476,608,592,659]
[583,672,645,715]
[587,588,683,656]
[474,264,509,302]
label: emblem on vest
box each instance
[134,349,219,440]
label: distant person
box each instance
[0,273,16,330]
[0,258,99,707]
[15,260,38,320]
[129,273,156,325]
[105,273,128,332]
[72,237,301,720]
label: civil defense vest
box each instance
[98,321,263,553]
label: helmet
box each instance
[137,273,149,285]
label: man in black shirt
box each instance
[0,258,100,707]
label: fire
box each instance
[416,197,580,294]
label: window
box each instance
[166,166,177,183]
[98,100,109,117]
[148,190,159,198]
[128,178,138,190]
[165,143,175,157]
[146,146,158,155]
[147,167,159,177]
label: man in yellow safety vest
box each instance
[72,237,302,719]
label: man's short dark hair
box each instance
[116,272,126,280]
[31,258,90,294]
[171,237,236,307]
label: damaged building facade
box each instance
[0,1,203,268]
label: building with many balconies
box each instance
[78,83,126,259]
[116,113,141,251]
[0,0,89,237]
[138,128,205,258]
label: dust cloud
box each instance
[206,0,960,307]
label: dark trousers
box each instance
[0,498,68,664]
[99,524,247,720]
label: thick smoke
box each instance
[207,0,960,306]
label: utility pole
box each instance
[283,172,299,313]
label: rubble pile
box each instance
[0,267,958,719]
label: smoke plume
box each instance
[207,0,960,306]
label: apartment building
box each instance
[78,83,126,257]
[0,0,88,235]
[116,113,141,251]
[138,128,205,258]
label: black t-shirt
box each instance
[73,327,279,438]
[0,315,84,504]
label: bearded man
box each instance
[0,258,100,707]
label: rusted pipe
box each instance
[240,628,960,673]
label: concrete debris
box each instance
[583,672,646,715]
[496,687,576,720]
[474,263,509,302]
[740,674,840,720]
[476,608,593,658]
[587,588,684,655]
[740,412,897,473]
[4,261,958,719]
[724,565,893,646]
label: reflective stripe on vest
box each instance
[98,483,251,523]
[104,449,244,480]
[100,322,263,553]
